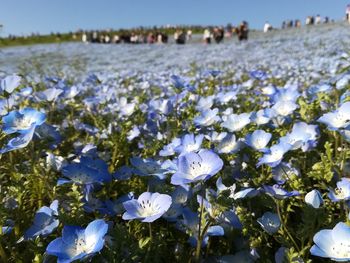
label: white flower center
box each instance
[188,161,209,179]
[331,242,350,258]
[335,188,346,199]
[75,236,95,255]
[13,115,34,130]
[138,199,160,217]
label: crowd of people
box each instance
[81,22,250,45]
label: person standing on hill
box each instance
[346,4,350,23]
[203,28,211,44]
[237,21,249,41]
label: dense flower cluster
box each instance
[2,24,350,262]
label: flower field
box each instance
[2,23,350,262]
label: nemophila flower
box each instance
[113,165,133,181]
[194,108,220,127]
[221,113,251,132]
[0,124,37,154]
[2,108,46,135]
[0,74,21,94]
[231,187,259,200]
[263,184,299,199]
[245,130,272,152]
[310,222,350,261]
[170,74,191,90]
[318,102,350,130]
[127,126,140,141]
[195,96,215,111]
[46,219,108,263]
[204,131,227,143]
[250,70,267,80]
[257,212,281,234]
[271,100,298,117]
[22,200,59,241]
[270,85,300,103]
[122,192,172,222]
[217,209,243,232]
[279,122,319,152]
[177,208,224,247]
[159,138,181,156]
[36,87,63,102]
[257,142,292,167]
[328,178,350,202]
[305,189,323,208]
[336,74,350,90]
[171,149,223,185]
[216,90,237,105]
[261,85,276,96]
[251,108,274,125]
[272,162,300,184]
[58,161,111,186]
[99,192,134,216]
[174,134,204,155]
[216,133,244,154]
[163,200,185,222]
[130,157,169,179]
[172,185,191,204]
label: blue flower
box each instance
[58,160,111,186]
[217,209,242,231]
[250,70,267,80]
[221,113,251,132]
[263,184,299,199]
[194,108,220,127]
[36,87,63,102]
[251,108,274,125]
[272,162,300,184]
[257,212,281,234]
[279,122,319,152]
[99,192,134,216]
[257,142,292,167]
[305,189,323,208]
[271,100,298,117]
[231,187,259,200]
[171,149,223,185]
[216,134,244,154]
[23,200,59,240]
[159,138,181,156]
[328,178,350,202]
[310,222,350,261]
[130,157,169,179]
[0,124,37,154]
[2,108,46,135]
[46,219,108,263]
[174,134,204,155]
[0,74,21,94]
[245,130,272,152]
[122,192,172,222]
[318,102,350,130]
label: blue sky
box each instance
[1,0,350,36]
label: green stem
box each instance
[195,185,205,262]
[149,223,152,241]
[0,241,7,263]
[275,200,300,252]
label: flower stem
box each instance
[149,223,152,241]
[0,241,7,263]
[195,185,205,262]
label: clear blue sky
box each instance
[1,0,350,36]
